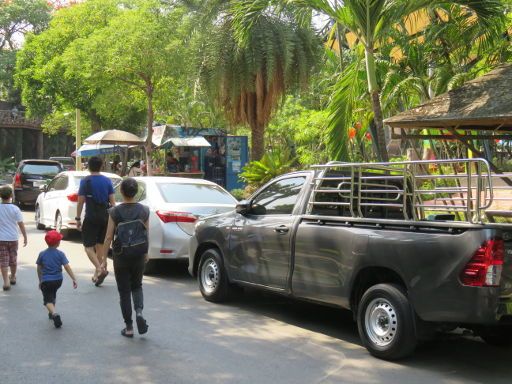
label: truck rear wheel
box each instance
[198,248,230,303]
[357,283,417,360]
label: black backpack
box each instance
[84,176,109,224]
[112,205,148,258]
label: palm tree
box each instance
[289,0,505,162]
[198,5,320,160]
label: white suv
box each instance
[35,171,121,237]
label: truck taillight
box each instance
[461,239,504,287]
[13,173,21,188]
[156,210,197,223]
[67,193,78,202]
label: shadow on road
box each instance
[156,262,512,381]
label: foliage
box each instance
[266,96,330,166]
[229,188,245,201]
[15,0,125,130]
[0,0,51,101]
[0,157,16,175]
[240,148,296,186]
[198,2,321,160]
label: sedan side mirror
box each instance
[39,184,47,193]
[236,200,251,215]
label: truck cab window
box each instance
[251,177,305,215]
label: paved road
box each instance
[1,211,511,384]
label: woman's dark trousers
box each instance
[114,255,145,328]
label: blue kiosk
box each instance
[153,125,249,191]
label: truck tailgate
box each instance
[499,229,512,319]
[502,231,512,297]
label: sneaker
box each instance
[48,313,53,320]
[52,313,62,328]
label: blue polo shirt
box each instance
[36,248,69,282]
[78,174,114,217]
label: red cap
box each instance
[45,230,63,247]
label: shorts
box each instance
[41,279,63,305]
[82,218,107,248]
[0,241,18,268]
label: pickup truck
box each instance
[189,159,512,360]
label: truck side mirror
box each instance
[236,200,251,215]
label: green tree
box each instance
[290,0,505,162]
[199,2,321,160]
[15,0,125,130]
[0,0,51,101]
[63,1,190,175]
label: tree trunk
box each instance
[89,110,102,133]
[145,82,154,176]
[365,47,389,162]
[250,121,265,161]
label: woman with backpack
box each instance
[102,178,150,337]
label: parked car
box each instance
[49,156,76,171]
[114,177,236,270]
[13,160,64,207]
[35,171,121,235]
[189,159,512,360]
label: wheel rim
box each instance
[55,214,62,233]
[201,257,219,294]
[364,298,398,347]
[35,206,40,225]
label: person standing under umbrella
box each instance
[76,156,115,286]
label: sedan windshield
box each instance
[157,183,235,204]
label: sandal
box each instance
[121,328,134,338]
[136,314,148,335]
[9,275,16,285]
[95,270,109,287]
[2,285,10,291]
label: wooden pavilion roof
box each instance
[385,64,512,132]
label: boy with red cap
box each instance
[36,230,77,328]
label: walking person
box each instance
[36,230,78,328]
[76,156,115,286]
[0,186,27,291]
[102,178,150,337]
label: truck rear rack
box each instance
[308,159,512,225]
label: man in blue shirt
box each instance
[76,156,115,286]
[37,230,77,328]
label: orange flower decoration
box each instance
[348,127,356,140]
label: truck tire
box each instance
[198,248,230,303]
[478,326,512,347]
[357,283,417,360]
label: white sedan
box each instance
[35,171,121,236]
[115,177,237,263]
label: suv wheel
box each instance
[35,205,45,230]
[54,212,67,239]
[357,283,417,360]
[198,248,230,302]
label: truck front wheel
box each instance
[357,283,417,360]
[198,248,230,303]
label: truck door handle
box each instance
[274,225,289,234]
